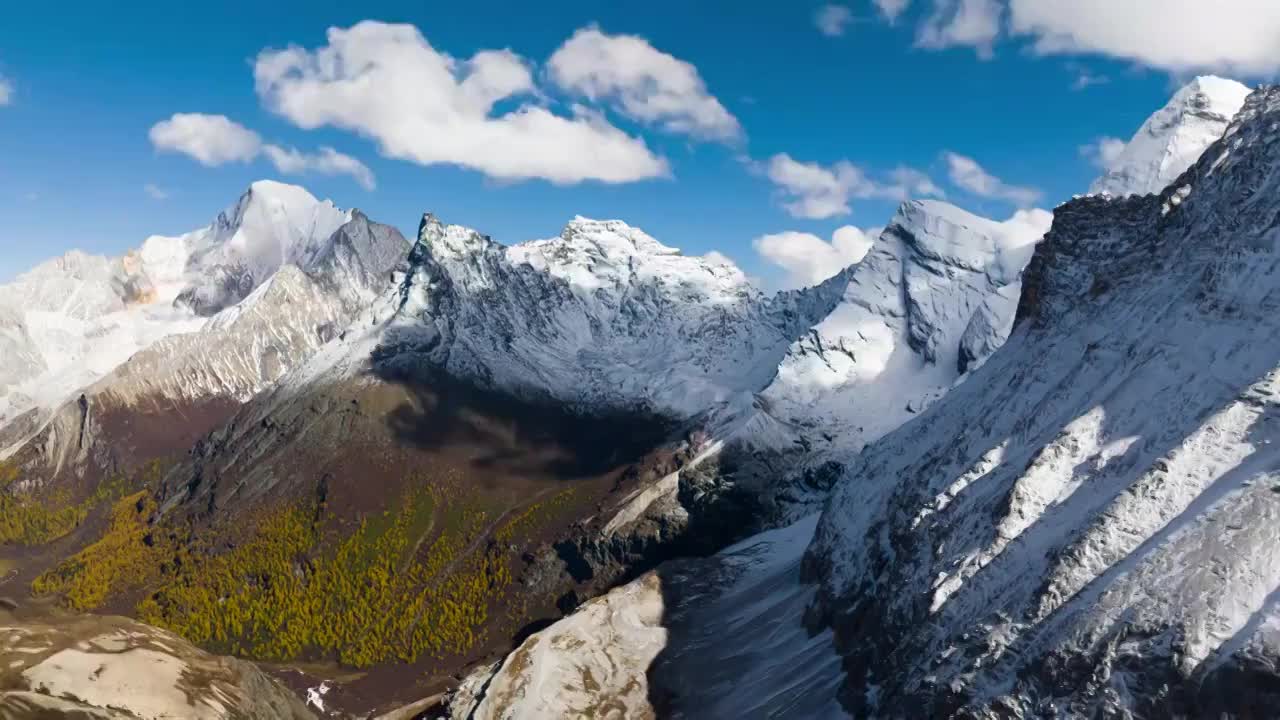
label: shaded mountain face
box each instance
[803,85,1280,717]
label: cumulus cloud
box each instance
[943,151,1041,206]
[149,113,263,166]
[261,145,377,190]
[998,207,1053,248]
[765,154,943,220]
[0,75,12,106]
[917,0,1002,57]
[143,183,170,200]
[254,21,671,185]
[149,112,376,189]
[874,0,912,23]
[702,250,739,268]
[815,5,855,36]
[991,206,1054,276]
[1008,0,1280,75]
[908,1,1280,74]
[548,27,741,143]
[755,225,879,289]
[889,167,947,199]
[1079,136,1127,171]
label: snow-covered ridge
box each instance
[379,212,849,418]
[1090,75,1250,198]
[804,84,1280,717]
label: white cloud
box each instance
[262,145,377,190]
[943,151,1041,206]
[254,21,669,185]
[917,0,1003,58]
[548,27,741,142]
[889,166,947,199]
[765,153,943,220]
[874,0,912,23]
[1069,65,1110,90]
[766,154,865,219]
[149,112,377,189]
[755,225,880,289]
[908,1,1280,75]
[998,207,1053,248]
[143,183,169,200]
[1009,0,1280,75]
[991,207,1054,275]
[149,113,263,166]
[815,5,855,36]
[0,75,12,106]
[702,250,738,268]
[1079,136,1126,171]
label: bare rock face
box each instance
[450,573,667,720]
[0,607,314,720]
[450,516,848,720]
[803,86,1280,717]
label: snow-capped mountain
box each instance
[754,201,1051,458]
[1,183,408,492]
[1090,75,1250,198]
[0,181,363,443]
[804,84,1280,717]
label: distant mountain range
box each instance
[2,76,1267,719]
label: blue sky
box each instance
[1,1,1276,285]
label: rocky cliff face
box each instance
[803,85,1280,717]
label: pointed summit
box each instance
[1090,75,1251,198]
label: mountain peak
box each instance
[560,217,681,258]
[1089,75,1251,198]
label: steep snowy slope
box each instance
[1090,76,1250,198]
[804,85,1280,717]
